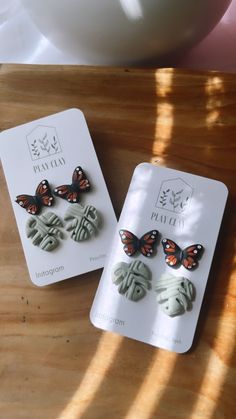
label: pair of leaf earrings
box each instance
[112,259,195,317]
[119,229,204,270]
[15,166,100,250]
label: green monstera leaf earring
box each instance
[155,273,195,317]
[26,212,63,251]
[64,203,100,241]
[112,260,152,302]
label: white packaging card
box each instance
[90,163,228,352]
[0,109,117,286]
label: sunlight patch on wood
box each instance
[57,333,123,419]
[205,76,224,129]
[126,351,177,419]
[153,69,174,157]
[189,266,236,419]
[154,102,174,155]
[155,68,174,98]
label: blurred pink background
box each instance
[175,0,236,72]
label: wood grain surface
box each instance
[0,65,235,419]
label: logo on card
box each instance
[27,125,62,161]
[155,178,193,213]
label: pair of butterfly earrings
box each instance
[119,229,204,270]
[15,166,90,214]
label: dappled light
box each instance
[189,256,236,419]
[52,67,234,419]
[126,351,178,418]
[147,69,235,419]
[205,76,224,129]
[154,102,174,154]
[58,333,123,418]
[153,69,174,155]
[25,36,50,64]
[119,0,143,21]
[0,64,235,419]
[156,68,174,98]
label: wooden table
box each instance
[0,65,235,419]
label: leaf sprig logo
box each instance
[156,178,193,214]
[27,125,62,161]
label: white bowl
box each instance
[21,0,231,65]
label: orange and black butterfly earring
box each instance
[53,166,90,203]
[161,238,204,270]
[15,180,64,252]
[112,228,157,301]
[55,165,101,242]
[15,179,54,214]
[119,229,159,257]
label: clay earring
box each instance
[119,229,159,257]
[112,260,152,302]
[53,166,90,203]
[155,273,195,317]
[161,238,204,270]
[15,179,54,215]
[26,212,63,251]
[64,203,100,241]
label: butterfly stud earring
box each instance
[161,238,204,270]
[15,180,54,215]
[53,166,90,203]
[119,229,159,257]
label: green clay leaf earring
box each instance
[64,203,100,241]
[112,260,152,302]
[26,211,63,251]
[155,273,195,317]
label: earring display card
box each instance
[90,163,228,353]
[0,109,117,286]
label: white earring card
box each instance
[90,163,228,353]
[0,109,117,286]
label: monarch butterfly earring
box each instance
[54,165,101,241]
[15,179,54,215]
[15,180,64,251]
[53,166,90,203]
[119,229,159,257]
[161,239,204,270]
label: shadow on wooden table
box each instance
[0,65,159,419]
[0,66,235,419]
[141,70,236,419]
[56,67,161,419]
[78,70,236,419]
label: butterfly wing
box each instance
[139,230,159,257]
[54,166,90,203]
[161,238,181,267]
[15,194,39,215]
[181,244,204,270]
[53,184,78,203]
[35,180,54,207]
[119,230,139,256]
[72,166,90,192]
